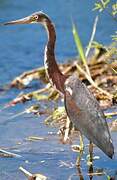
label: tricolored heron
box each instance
[3,11,114,164]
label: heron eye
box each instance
[34,15,38,20]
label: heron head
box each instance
[2,11,51,26]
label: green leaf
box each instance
[72,22,91,77]
[106,175,111,180]
[72,23,87,65]
[32,93,48,101]
[93,2,103,12]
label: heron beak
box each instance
[2,16,31,26]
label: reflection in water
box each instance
[76,165,97,180]
[67,164,94,180]
[76,164,116,180]
[88,165,93,180]
[77,166,84,180]
[76,165,93,180]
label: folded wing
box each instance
[64,74,114,158]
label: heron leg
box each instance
[89,141,93,163]
[63,116,73,143]
[76,132,84,166]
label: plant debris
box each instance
[19,166,47,180]
[26,136,48,141]
[0,148,21,158]
[4,54,117,109]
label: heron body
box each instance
[3,11,114,159]
[65,74,113,158]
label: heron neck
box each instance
[44,21,66,94]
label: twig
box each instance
[105,111,117,117]
[0,148,21,158]
[19,166,33,178]
[19,166,47,180]
[85,16,99,58]
[75,62,112,97]
[2,84,51,109]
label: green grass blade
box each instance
[72,22,91,77]
[72,23,86,65]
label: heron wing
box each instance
[64,74,114,158]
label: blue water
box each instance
[0,0,117,179]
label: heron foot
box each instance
[76,132,84,166]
